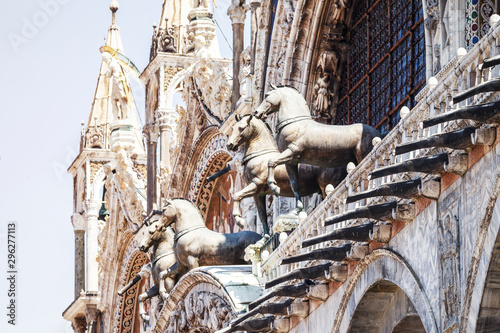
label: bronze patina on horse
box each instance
[253,85,381,202]
[151,199,262,296]
[226,114,346,233]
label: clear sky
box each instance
[0,1,235,331]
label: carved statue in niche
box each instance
[425,0,450,74]
[102,52,131,121]
[312,50,338,119]
[313,73,333,119]
[331,0,348,27]
[240,47,252,96]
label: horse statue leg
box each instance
[138,284,159,324]
[268,148,296,196]
[158,262,180,299]
[232,182,259,229]
[254,194,269,235]
[285,164,304,213]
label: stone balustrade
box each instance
[260,20,500,284]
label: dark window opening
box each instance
[335,0,425,132]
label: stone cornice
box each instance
[62,292,101,322]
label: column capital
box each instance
[143,123,160,143]
[85,306,101,333]
[71,213,87,231]
[86,200,101,218]
[227,2,250,25]
[71,316,87,333]
[249,0,261,9]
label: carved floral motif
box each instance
[90,162,106,184]
[104,142,146,228]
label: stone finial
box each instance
[110,0,119,24]
[428,76,438,89]
[110,0,119,12]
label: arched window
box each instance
[335,0,425,132]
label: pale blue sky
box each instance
[0,1,235,331]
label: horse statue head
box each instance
[137,209,175,252]
[253,85,309,122]
[227,114,255,151]
[253,84,282,119]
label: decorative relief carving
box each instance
[163,292,234,333]
[103,142,146,232]
[115,252,149,333]
[438,196,460,331]
[187,134,233,202]
[185,56,232,122]
[274,0,295,85]
[85,121,106,149]
[90,162,106,184]
[195,153,232,218]
[164,67,183,90]
[331,0,348,28]
[150,20,177,61]
[72,316,87,333]
[134,164,147,181]
[312,73,333,119]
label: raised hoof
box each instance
[269,183,281,196]
[234,216,245,229]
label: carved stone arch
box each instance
[183,132,235,225]
[347,281,426,333]
[166,103,212,199]
[152,266,262,333]
[476,220,500,332]
[112,233,151,333]
[264,0,299,88]
[164,68,188,108]
[332,250,438,333]
[270,250,438,333]
[90,164,107,202]
[281,0,336,95]
[460,170,500,332]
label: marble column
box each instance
[86,201,101,292]
[249,0,261,74]
[228,1,250,109]
[144,124,159,214]
[71,213,86,299]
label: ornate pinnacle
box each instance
[110,0,119,24]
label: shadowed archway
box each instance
[347,280,426,333]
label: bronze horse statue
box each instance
[152,199,263,296]
[226,114,347,233]
[253,85,381,203]
[118,211,181,323]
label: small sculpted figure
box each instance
[102,52,130,121]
